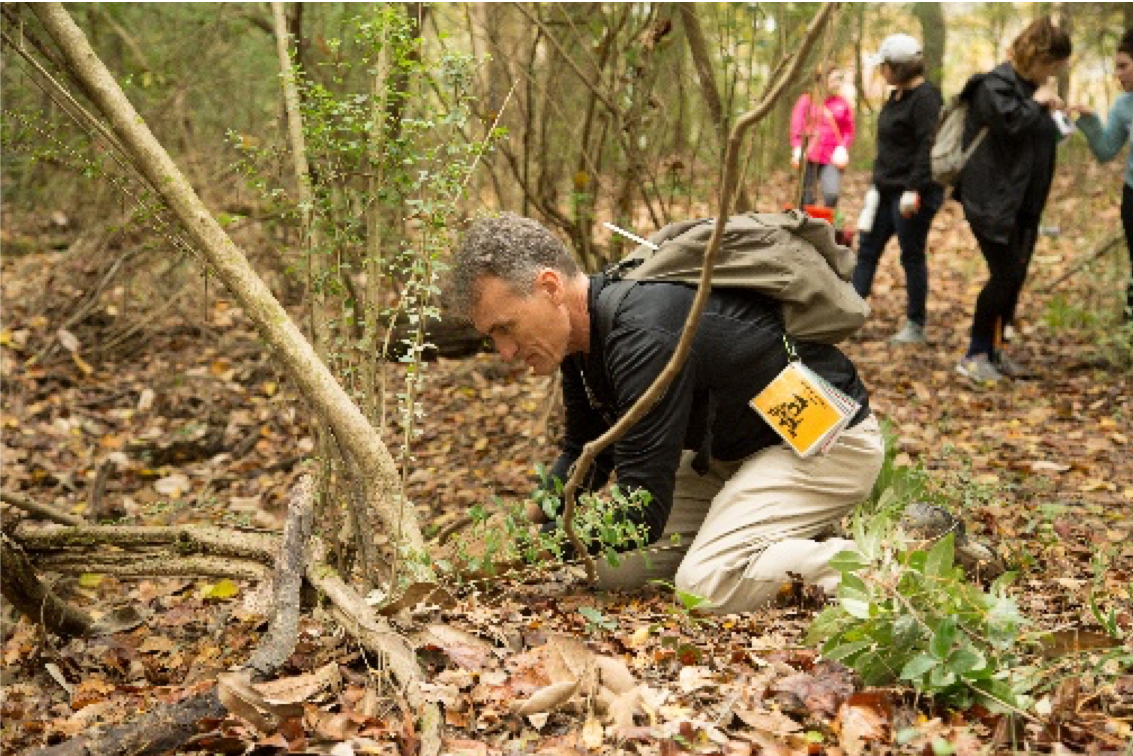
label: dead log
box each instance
[386,312,486,360]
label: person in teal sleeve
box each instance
[1074,28,1133,320]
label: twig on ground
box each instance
[1041,233,1124,293]
[1,489,86,526]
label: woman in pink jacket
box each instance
[791,67,856,208]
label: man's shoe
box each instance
[889,321,926,345]
[899,502,1004,580]
[956,354,1003,385]
[993,351,1028,378]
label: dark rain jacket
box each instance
[547,274,871,547]
[956,62,1060,244]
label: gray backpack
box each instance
[931,95,988,187]
[601,210,869,344]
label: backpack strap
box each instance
[822,105,845,146]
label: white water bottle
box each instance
[857,186,880,233]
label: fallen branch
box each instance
[247,474,314,677]
[1,489,86,526]
[24,553,270,582]
[1040,233,1124,293]
[13,522,281,564]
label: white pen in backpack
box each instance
[603,221,658,250]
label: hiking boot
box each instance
[993,351,1028,378]
[955,354,1003,385]
[889,321,926,345]
[899,502,1005,580]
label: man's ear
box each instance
[535,268,565,303]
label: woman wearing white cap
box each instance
[851,33,944,345]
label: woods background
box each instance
[2,4,1132,756]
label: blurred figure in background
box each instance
[851,34,944,345]
[954,17,1072,384]
[1074,28,1133,321]
[790,65,856,208]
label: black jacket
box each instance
[548,274,871,546]
[957,62,1061,244]
[871,80,943,193]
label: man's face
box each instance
[470,273,573,376]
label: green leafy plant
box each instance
[435,471,654,581]
[649,579,715,631]
[579,606,619,634]
[808,506,1032,711]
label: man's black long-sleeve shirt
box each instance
[548,275,871,546]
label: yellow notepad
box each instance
[750,361,860,458]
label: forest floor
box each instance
[2,162,1132,755]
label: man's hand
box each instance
[791,146,802,169]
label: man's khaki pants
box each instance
[596,414,884,614]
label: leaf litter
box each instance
[2,165,1132,753]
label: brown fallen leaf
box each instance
[377,581,456,615]
[512,678,580,716]
[217,670,285,734]
[836,697,889,756]
[772,661,855,719]
[734,706,803,733]
[595,654,636,695]
[414,624,494,671]
[1038,629,1122,658]
[254,661,341,705]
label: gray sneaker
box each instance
[955,354,1003,385]
[899,502,1004,580]
[889,321,926,345]
[993,351,1027,378]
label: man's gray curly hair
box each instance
[449,212,580,318]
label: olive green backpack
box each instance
[601,210,869,345]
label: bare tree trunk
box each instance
[1052,3,1071,101]
[912,3,946,87]
[853,4,872,116]
[679,3,726,145]
[31,4,428,569]
[270,1,381,587]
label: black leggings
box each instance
[970,224,1037,354]
[1124,183,1133,315]
[1123,183,1133,268]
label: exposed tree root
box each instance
[8,484,441,756]
[0,533,94,638]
